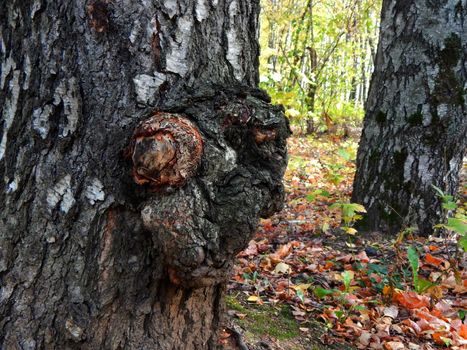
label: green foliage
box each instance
[407,246,436,293]
[342,270,353,293]
[259,0,382,133]
[306,189,331,202]
[432,185,467,251]
[329,202,366,235]
[313,287,337,299]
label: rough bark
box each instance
[0,1,290,349]
[352,0,467,235]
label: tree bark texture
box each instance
[352,0,467,235]
[0,1,290,349]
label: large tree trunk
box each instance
[0,1,290,349]
[352,0,466,235]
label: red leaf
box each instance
[392,291,430,309]
[424,253,444,267]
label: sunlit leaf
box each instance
[296,289,305,303]
[274,262,291,274]
[247,295,260,303]
[344,227,358,235]
[446,218,467,235]
[337,148,351,161]
[342,270,354,292]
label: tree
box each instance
[259,0,381,135]
[352,0,466,235]
[0,1,290,348]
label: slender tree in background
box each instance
[0,1,289,349]
[352,0,467,235]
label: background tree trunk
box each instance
[0,1,289,349]
[352,0,466,235]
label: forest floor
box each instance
[221,134,467,350]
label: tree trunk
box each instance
[352,0,467,235]
[0,1,290,349]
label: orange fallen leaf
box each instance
[392,290,430,309]
[427,285,444,300]
[269,243,292,263]
[424,253,444,267]
[322,261,335,270]
[460,324,467,339]
[432,332,449,345]
[261,219,273,231]
[383,285,394,296]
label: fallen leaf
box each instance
[237,240,258,257]
[291,283,312,293]
[432,332,449,346]
[460,324,467,339]
[356,250,370,263]
[392,290,430,309]
[274,262,291,274]
[384,341,405,350]
[426,285,444,300]
[358,331,371,346]
[270,243,292,263]
[383,305,399,319]
[247,295,260,302]
[424,253,446,268]
[382,285,394,296]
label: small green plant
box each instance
[407,246,436,293]
[242,271,259,283]
[323,162,345,186]
[305,189,331,202]
[432,185,467,251]
[342,270,353,293]
[329,202,366,235]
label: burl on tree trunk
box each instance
[0,0,290,348]
[128,91,289,289]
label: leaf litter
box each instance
[223,136,467,350]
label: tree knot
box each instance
[128,112,203,191]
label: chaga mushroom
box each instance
[128,112,203,191]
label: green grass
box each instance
[225,295,300,340]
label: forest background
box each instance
[259,0,382,135]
